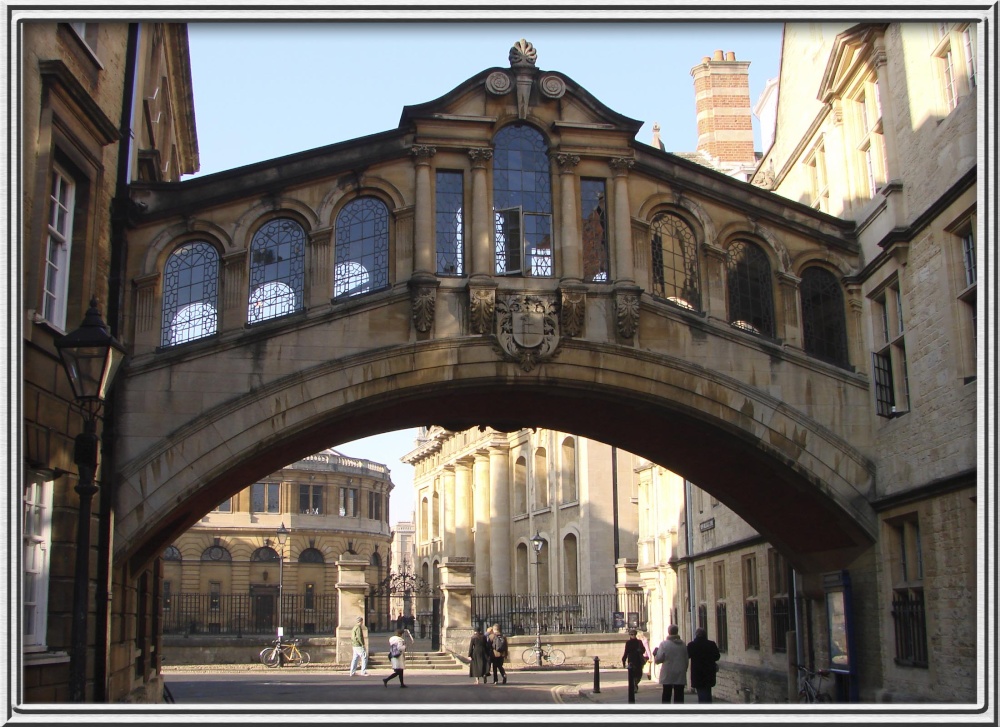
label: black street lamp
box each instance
[530,531,545,667]
[276,522,290,640]
[55,298,126,702]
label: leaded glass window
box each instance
[800,267,849,367]
[299,548,324,564]
[581,178,609,282]
[161,241,219,346]
[248,218,305,324]
[726,240,775,337]
[651,213,700,310]
[493,124,553,277]
[251,546,280,562]
[334,197,389,298]
[162,545,182,561]
[43,165,75,330]
[201,545,232,561]
[435,170,464,275]
[251,482,280,514]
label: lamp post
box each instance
[55,298,126,702]
[530,531,544,667]
[276,522,290,641]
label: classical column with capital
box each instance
[609,157,635,285]
[411,145,437,276]
[555,153,582,281]
[455,458,474,558]
[468,148,494,277]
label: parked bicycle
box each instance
[260,637,311,668]
[797,664,833,703]
[521,643,566,666]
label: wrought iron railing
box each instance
[161,593,338,636]
[472,592,649,635]
[744,599,760,650]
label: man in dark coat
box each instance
[687,627,721,703]
[621,629,649,702]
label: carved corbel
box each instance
[614,286,642,339]
[409,274,439,334]
[468,283,497,335]
[559,286,586,338]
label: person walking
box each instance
[468,627,491,685]
[489,623,508,685]
[653,624,689,703]
[382,628,412,688]
[687,627,721,703]
[621,628,648,701]
[349,616,368,676]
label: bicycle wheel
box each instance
[299,650,311,665]
[262,647,282,668]
[522,647,538,665]
[548,648,566,666]
[259,646,273,663]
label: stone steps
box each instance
[367,651,465,670]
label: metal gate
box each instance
[366,566,441,651]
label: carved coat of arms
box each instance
[495,294,560,372]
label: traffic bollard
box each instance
[593,656,601,693]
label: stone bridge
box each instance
[116,40,875,576]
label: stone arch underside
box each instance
[116,338,877,576]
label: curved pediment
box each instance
[399,38,643,137]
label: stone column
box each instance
[438,557,475,655]
[221,250,248,333]
[473,451,492,593]
[609,158,635,284]
[702,242,729,324]
[455,458,474,558]
[335,556,371,664]
[489,442,512,593]
[468,148,494,278]
[411,145,437,276]
[442,465,456,557]
[846,284,866,371]
[307,227,333,307]
[555,153,582,281]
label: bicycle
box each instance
[260,637,311,668]
[521,643,566,666]
[797,664,833,703]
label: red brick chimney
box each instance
[690,50,756,164]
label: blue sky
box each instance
[183,21,784,523]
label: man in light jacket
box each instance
[349,616,368,676]
[653,623,689,703]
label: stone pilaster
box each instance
[777,271,802,348]
[411,145,437,275]
[221,249,247,332]
[472,451,491,593]
[609,158,635,285]
[468,148,494,277]
[307,227,333,308]
[442,465,456,556]
[554,152,582,281]
[454,458,474,558]
[438,557,475,655]
[336,556,371,664]
[702,242,729,324]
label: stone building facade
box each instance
[162,448,393,634]
[20,22,198,702]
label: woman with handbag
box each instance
[382,628,412,688]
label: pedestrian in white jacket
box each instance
[653,624,689,703]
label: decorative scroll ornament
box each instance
[411,286,436,333]
[486,71,513,96]
[410,145,437,162]
[469,287,496,334]
[560,290,585,338]
[615,291,641,339]
[495,294,561,372]
[538,74,566,99]
[509,39,537,67]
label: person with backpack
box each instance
[382,628,412,688]
[489,623,508,684]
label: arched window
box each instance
[513,456,527,515]
[248,218,305,324]
[651,213,700,310]
[493,124,553,277]
[533,447,548,510]
[250,546,280,562]
[162,545,182,561]
[516,543,529,597]
[560,437,577,504]
[200,544,232,561]
[298,547,325,564]
[420,497,430,542]
[563,533,579,595]
[800,267,850,367]
[161,241,219,346]
[726,239,775,337]
[432,491,441,539]
[334,197,389,298]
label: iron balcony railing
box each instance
[472,592,649,636]
[891,589,928,667]
[161,593,338,636]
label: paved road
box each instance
[165,667,594,705]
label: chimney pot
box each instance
[713,49,724,61]
[726,51,736,61]
[702,56,711,63]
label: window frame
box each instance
[580,177,609,282]
[160,240,220,347]
[247,217,306,325]
[333,196,390,299]
[23,474,53,650]
[933,24,977,114]
[251,481,281,514]
[726,239,776,338]
[650,211,701,311]
[887,514,928,668]
[800,266,850,368]
[42,163,76,332]
[299,484,323,515]
[435,169,465,276]
[852,78,888,199]
[870,279,910,417]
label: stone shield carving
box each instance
[495,294,560,372]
